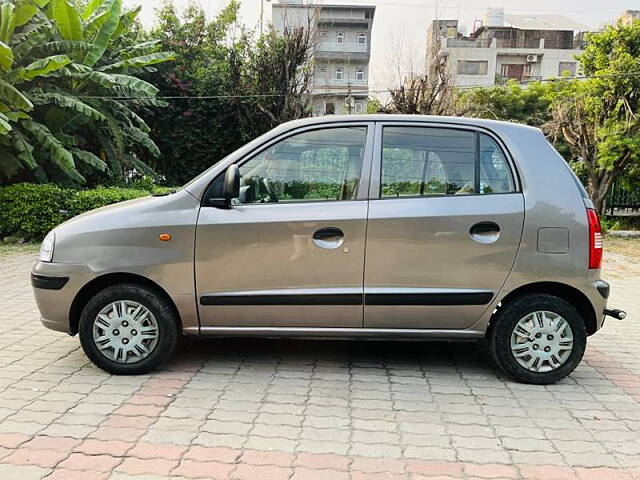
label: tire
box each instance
[488,293,586,385]
[79,283,180,375]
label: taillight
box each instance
[587,208,603,269]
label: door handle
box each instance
[312,227,344,249]
[469,221,500,244]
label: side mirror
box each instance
[223,165,240,201]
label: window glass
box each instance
[355,68,365,81]
[337,32,344,44]
[457,60,488,75]
[381,127,475,197]
[233,127,366,204]
[357,33,367,44]
[558,61,576,77]
[479,133,515,194]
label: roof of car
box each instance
[276,114,541,134]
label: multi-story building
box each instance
[619,10,640,25]
[272,1,375,115]
[427,8,590,87]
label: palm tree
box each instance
[0,0,175,183]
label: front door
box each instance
[195,124,372,328]
[364,124,525,329]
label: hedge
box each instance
[0,183,172,241]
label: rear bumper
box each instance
[32,261,92,335]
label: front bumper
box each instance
[32,261,93,334]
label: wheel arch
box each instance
[69,272,182,336]
[489,281,598,336]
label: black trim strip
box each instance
[200,292,493,306]
[367,292,493,306]
[200,294,362,306]
[31,274,69,290]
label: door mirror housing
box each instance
[204,165,240,208]
[224,164,240,201]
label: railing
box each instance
[317,42,368,53]
[444,37,587,50]
[608,183,640,215]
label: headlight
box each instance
[39,231,55,262]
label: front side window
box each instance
[232,127,367,204]
[380,127,515,198]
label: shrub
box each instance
[0,183,177,241]
[0,184,73,240]
[67,188,150,218]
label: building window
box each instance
[325,102,335,114]
[337,32,344,44]
[355,68,365,81]
[457,60,488,75]
[319,66,327,73]
[354,102,364,113]
[558,61,576,77]
[320,31,328,38]
[357,33,367,45]
[335,67,344,80]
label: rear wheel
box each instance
[488,293,586,384]
[79,284,179,375]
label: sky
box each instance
[124,0,640,91]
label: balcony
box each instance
[444,37,586,50]
[317,42,368,54]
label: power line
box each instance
[71,71,640,101]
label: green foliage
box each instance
[0,183,72,239]
[66,185,146,216]
[601,216,640,232]
[0,0,175,185]
[460,80,553,126]
[0,182,177,240]
[141,0,313,185]
[544,19,640,213]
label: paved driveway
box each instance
[0,252,639,480]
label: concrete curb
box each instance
[607,230,640,238]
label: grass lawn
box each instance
[605,236,640,263]
[0,243,39,257]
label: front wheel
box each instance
[79,284,180,375]
[488,293,587,384]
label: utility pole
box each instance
[260,0,264,35]
[346,82,353,114]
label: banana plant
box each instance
[0,0,175,183]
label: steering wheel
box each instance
[261,178,279,202]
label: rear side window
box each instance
[479,134,515,194]
[380,126,516,198]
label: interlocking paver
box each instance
[0,251,639,479]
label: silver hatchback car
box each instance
[32,115,625,384]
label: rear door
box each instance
[195,123,373,328]
[364,122,525,329]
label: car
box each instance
[31,115,626,383]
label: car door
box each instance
[195,123,373,329]
[364,122,525,329]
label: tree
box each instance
[459,80,552,126]
[544,19,640,214]
[0,0,175,185]
[143,0,314,185]
[377,40,459,115]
